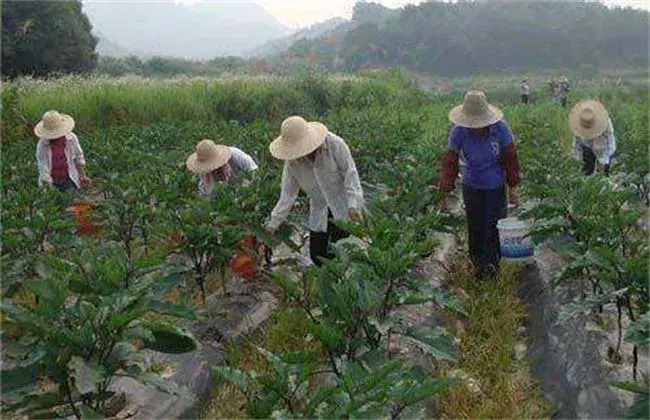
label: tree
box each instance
[281,0,649,76]
[1,0,98,78]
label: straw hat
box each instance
[186,139,232,174]
[569,99,609,140]
[448,91,503,129]
[269,116,327,160]
[34,110,75,140]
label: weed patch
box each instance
[440,256,554,418]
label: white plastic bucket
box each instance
[497,217,534,263]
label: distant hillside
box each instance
[275,1,649,76]
[250,2,398,59]
[246,17,348,58]
[82,0,291,59]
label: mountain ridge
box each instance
[82,0,291,59]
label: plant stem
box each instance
[387,328,392,357]
[64,379,82,419]
[326,349,341,378]
[615,298,623,358]
[302,305,320,325]
[624,297,638,380]
[380,276,396,318]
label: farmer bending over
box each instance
[35,110,92,192]
[186,139,258,197]
[437,91,521,279]
[520,78,531,105]
[266,116,364,267]
[569,99,616,176]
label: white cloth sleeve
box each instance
[571,136,583,162]
[229,147,258,171]
[36,140,52,185]
[267,164,299,231]
[69,133,86,166]
[332,135,364,210]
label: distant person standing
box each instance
[35,110,92,192]
[548,77,559,105]
[558,76,570,107]
[520,78,531,104]
[569,99,616,176]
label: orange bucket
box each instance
[228,235,260,280]
[67,202,100,235]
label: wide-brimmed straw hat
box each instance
[269,116,327,160]
[186,139,232,174]
[569,99,609,140]
[34,110,75,140]
[448,91,504,129]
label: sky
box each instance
[173,1,650,29]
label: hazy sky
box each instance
[174,1,650,29]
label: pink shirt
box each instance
[49,137,69,181]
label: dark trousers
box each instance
[582,146,610,176]
[309,210,349,267]
[53,177,78,193]
[521,94,529,104]
[462,185,507,276]
[560,96,568,108]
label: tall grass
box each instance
[1,72,425,141]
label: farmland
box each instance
[1,72,648,418]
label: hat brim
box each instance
[186,145,232,174]
[448,104,503,128]
[34,114,75,140]
[269,122,327,160]
[569,99,609,140]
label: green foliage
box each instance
[206,82,462,416]
[97,55,256,78]
[0,246,195,418]
[170,198,246,301]
[1,0,98,78]
[2,72,647,419]
[520,98,649,390]
[214,347,456,419]
[278,1,649,76]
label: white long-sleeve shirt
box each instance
[572,117,617,166]
[198,146,258,197]
[267,132,364,233]
[35,133,86,188]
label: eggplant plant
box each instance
[99,174,164,287]
[170,197,248,302]
[0,241,197,419]
[525,171,649,378]
[214,173,463,418]
[214,346,455,419]
[2,184,77,298]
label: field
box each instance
[1,71,648,418]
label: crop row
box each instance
[1,73,648,417]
